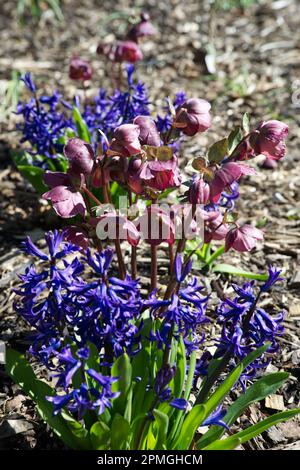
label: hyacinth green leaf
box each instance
[90,421,111,450]
[203,409,300,450]
[111,353,132,414]
[72,106,91,143]
[172,336,186,398]
[228,126,243,154]
[242,112,251,133]
[203,437,241,450]
[173,405,206,450]
[111,414,131,450]
[197,372,290,449]
[152,409,169,450]
[207,138,228,163]
[5,348,89,449]
[212,263,268,281]
[17,165,48,193]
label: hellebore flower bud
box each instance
[133,115,161,147]
[64,138,95,176]
[127,12,156,42]
[69,57,92,81]
[109,124,142,157]
[188,175,210,205]
[174,98,212,136]
[225,224,264,252]
[250,120,288,160]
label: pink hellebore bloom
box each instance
[209,162,256,202]
[43,171,86,219]
[109,124,142,157]
[188,175,210,205]
[127,156,144,195]
[138,156,182,191]
[114,40,143,63]
[137,207,175,246]
[64,138,95,176]
[133,115,161,147]
[127,12,156,42]
[69,57,92,81]
[225,224,264,252]
[251,120,288,160]
[174,98,212,136]
[96,214,140,247]
[204,212,229,243]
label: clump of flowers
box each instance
[9,80,298,451]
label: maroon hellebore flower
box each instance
[137,207,175,246]
[209,162,256,202]
[133,115,161,147]
[64,138,95,176]
[109,124,142,157]
[138,156,182,192]
[250,120,288,160]
[98,41,143,64]
[174,98,212,136]
[204,212,229,243]
[96,214,140,246]
[69,57,92,81]
[43,171,86,219]
[64,226,89,250]
[225,224,264,252]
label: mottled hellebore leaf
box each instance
[143,145,173,161]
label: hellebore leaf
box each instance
[197,372,290,449]
[228,126,243,154]
[207,138,228,163]
[143,145,173,161]
[5,348,89,449]
[242,112,251,133]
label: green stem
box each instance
[205,245,225,267]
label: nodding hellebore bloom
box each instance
[97,40,143,64]
[225,224,264,253]
[174,98,212,136]
[69,57,93,81]
[188,175,210,205]
[133,115,161,147]
[127,12,156,42]
[109,123,142,157]
[64,137,95,176]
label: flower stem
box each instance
[115,239,126,280]
[131,246,137,279]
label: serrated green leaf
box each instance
[212,263,268,281]
[207,138,228,163]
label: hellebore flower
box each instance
[209,162,256,202]
[174,98,212,136]
[251,120,288,160]
[43,171,86,218]
[137,207,175,246]
[69,57,93,81]
[188,175,210,205]
[64,137,95,176]
[126,156,144,195]
[96,214,140,246]
[98,41,143,64]
[138,156,182,192]
[127,12,156,42]
[225,224,264,252]
[64,226,90,250]
[204,212,229,243]
[133,115,161,146]
[109,124,141,157]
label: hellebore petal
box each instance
[43,186,86,218]
[64,138,95,176]
[137,207,175,246]
[204,213,229,243]
[113,41,143,63]
[44,171,72,188]
[251,120,288,160]
[109,124,142,157]
[64,226,89,250]
[188,175,210,205]
[210,162,256,202]
[96,214,140,246]
[225,224,264,252]
[175,98,212,136]
[127,12,156,41]
[133,115,161,146]
[138,156,182,191]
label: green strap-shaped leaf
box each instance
[90,421,110,450]
[203,409,300,450]
[72,106,91,143]
[172,405,206,450]
[212,263,268,281]
[111,353,132,414]
[110,414,131,450]
[5,348,89,449]
[203,437,241,450]
[197,371,289,449]
[152,409,169,450]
